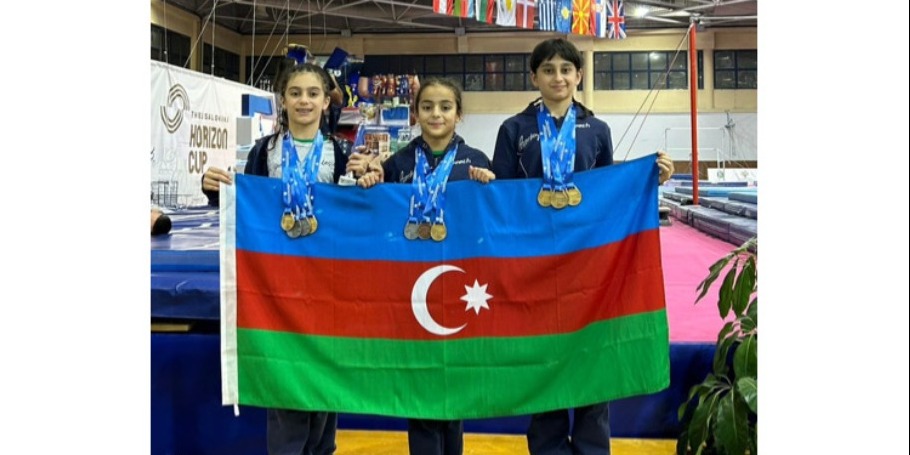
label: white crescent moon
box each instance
[411,265,467,336]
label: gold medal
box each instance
[417,222,432,240]
[298,218,312,236]
[280,212,296,232]
[567,187,582,206]
[551,190,569,209]
[404,222,419,240]
[286,220,302,238]
[300,218,313,236]
[430,223,447,242]
[307,216,318,234]
[537,188,552,207]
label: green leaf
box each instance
[733,334,757,379]
[696,254,735,304]
[747,296,758,327]
[718,265,738,319]
[739,297,756,333]
[731,258,756,316]
[714,334,736,376]
[678,388,697,422]
[742,236,757,253]
[688,391,721,453]
[715,391,750,455]
[678,386,699,422]
[737,377,757,413]
[679,377,722,421]
[716,321,736,344]
[739,315,755,333]
[708,253,732,276]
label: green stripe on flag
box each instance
[237,309,670,419]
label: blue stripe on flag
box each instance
[234,154,659,262]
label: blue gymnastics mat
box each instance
[728,191,758,204]
[151,208,220,273]
[698,196,758,220]
[662,191,694,204]
[687,206,757,245]
[674,186,758,197]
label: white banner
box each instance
[151,61,274,208]
[708,168,759,184]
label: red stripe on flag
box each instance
[236,229,664,340]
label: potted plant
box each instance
[677,237,757,455]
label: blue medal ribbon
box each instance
[281,133,303,222]
[537,106,555,193]
[282,132,324,223]
[537,103,577,195]
[413,142,458,228]
[408,152,429,225]
[563,109,578,193]
[299,133,324,219]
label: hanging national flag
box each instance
[538,0,557,31]
[607,0,626,39]
[496,0,516,26]
[555,0,573,34]
[433,0,453,15]
[571,0,595,35]
[476,0,495,23]
[220,155,670,419]
[453,0,472,17]
[594,0,607,38]
[516,0,536,29]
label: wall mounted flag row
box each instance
[433,0,626,39]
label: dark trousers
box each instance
[407,418,464,455]
[527,403,610,455]
[267,409,338,455]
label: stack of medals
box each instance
[404,143,458,242]
[536,103,582,210]
[279,132,324,238]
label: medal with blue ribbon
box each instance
[281,132,324,238]
[409,141,458,241]
[280,133,302,237]
[537,103,579,209]
[403,152,427,240]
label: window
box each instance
[203,45,241,82]
[151,24,191,68]
[372,54,533,92]
[593,51,703,90]
[363,50,789,93]
[714,50,757,89]
[246,55,283,91]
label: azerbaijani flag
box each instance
[220,154,670,420]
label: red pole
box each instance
[688,22,699,205]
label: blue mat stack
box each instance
[660,179,758,246]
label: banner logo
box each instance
[160,84,190,133]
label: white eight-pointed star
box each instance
[461,280,493,315]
